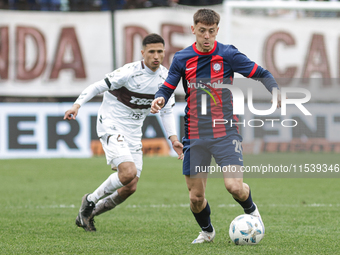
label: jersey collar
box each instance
[142,60,159,75]
[193,41,217,55]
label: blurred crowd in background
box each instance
[0,0,223,11]
[0,0,339,12]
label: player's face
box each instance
[191,22,219,52]
[141,43,165,71]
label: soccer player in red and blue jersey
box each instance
[151,9,281,243]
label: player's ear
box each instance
[191,25,195,34]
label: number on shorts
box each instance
[232,139,242,154]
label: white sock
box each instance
[87,172,123,203]
[109,190,126,206]
[91,190,127,216]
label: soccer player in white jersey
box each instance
[64,34,183,232]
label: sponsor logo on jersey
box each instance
[130,112,144,120]
[130,96,153,106]
[109,86,154,109]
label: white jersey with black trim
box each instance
[96,60,175,143]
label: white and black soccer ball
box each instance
[229,214,264,245]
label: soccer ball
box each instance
[229,214,264,245]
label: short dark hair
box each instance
[193,9,220,26]
[142,33,165,47]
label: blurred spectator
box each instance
[60,0,69,11]
[8,0,28,10]
[144,0,172,7]
[69,0,94,11]
[39,0,61,11]
[171,0,223,6]
[0,0,9,9]
[100,0,126,10]
[124,0,147,9]
[4,0,339,12]
[124,0,171,9]
[0,0,222,10]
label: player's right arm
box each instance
[151,54,182,114]
[64,103,81,120]
[63,65,130,120]
[63,80,110,120]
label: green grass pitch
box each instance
[1,153,339,254]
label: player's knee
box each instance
[226,183,244,198]
[189,194,205,206]
[118,164,137,185]
[123,171,136,185]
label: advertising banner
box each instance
[0,102,186,158]
[1,7,340,100]
[0,10,113,97]
[0,102,338,158]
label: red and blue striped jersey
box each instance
[155,41,278,139]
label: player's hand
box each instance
[276,89,281,108]
[172,140,184,160]
[151,97,165,114]
[271,88,281,109]
[63,104,80,120]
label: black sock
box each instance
[192,202,214,233]
[234,189,255,214]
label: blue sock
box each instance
[192,202,214,233]
[234,189,256,214]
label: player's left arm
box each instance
[169,136,184,160]
[228,45,281,108]
[160,95,183,160]
[250,67,281,109]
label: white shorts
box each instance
[99,133,143,178]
